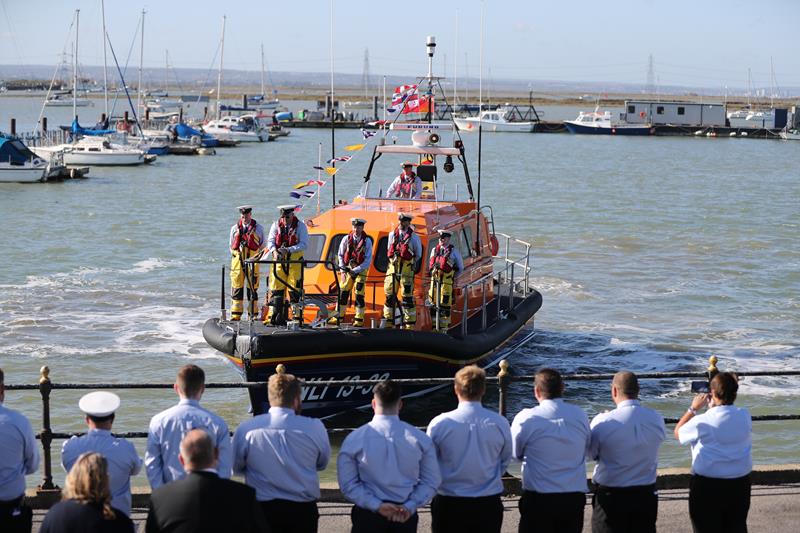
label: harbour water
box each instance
[0,96,798,487]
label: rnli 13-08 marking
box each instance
[300,373,391,402]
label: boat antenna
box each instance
[216,15,226,120]
[330,0,336,207]
[477,1,484,221]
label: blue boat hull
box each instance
[565,122,653,135]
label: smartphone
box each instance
[691,381,709,393]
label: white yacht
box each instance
[33,137,147,166]
[453,110,535,133]
[202,115,270,142]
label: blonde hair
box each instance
[454,366,486,400]
[63,452,115,520]
[268,373,301,408]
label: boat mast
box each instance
[73,9,79,120]
[216,16,226,120]
[137,10,145,124]
[330,0,335,207]
[101,0,108,119]
[477,2,484,215]
[164,50,168,93]
[453,11,458,107]
[260,43,266,97]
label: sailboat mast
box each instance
[216,16,226,120]
[137,9,145,123]
[453,11,458,107]
[330,0,335,207]
[260,43,266,97]
[73,9,79,119]
[164,50,168,93]
[101,0,108,118]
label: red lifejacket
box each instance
[343,232,367,266]
[388,226,414,261]
[274,216,299,248]
[232,219,260,251]
[430,243,455,273]
[397,172,416,198]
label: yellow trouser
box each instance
[428,269,455,332]
[230,249,260,320]
[383,259,416,329]
[336,270,367,325]
[266,251,303,323]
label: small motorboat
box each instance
[564,109,653,135]
[0,135,51,183]
[203,115,270,142]
[453,109,535,133]
[33,137,148,166]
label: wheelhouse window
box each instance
[458,227,474,258]
[627,105,635,113]
[677,106,685,115]
[373,235,423,274]
[656,106,665,114]
[304,234,327,266]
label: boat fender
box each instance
[490,234,499,256]
[190,135,202,146]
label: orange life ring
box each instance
[490,234,499,256]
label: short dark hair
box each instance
[177,365,205,397]
[534,368,563,399]
[0,368,4,385]
[87,413,115,425]
[374,379,402,407]
[612,371,640,398]
[710,372,738,405]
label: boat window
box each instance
[627,105,635,113]
[373,236,422,274]
[677,106,685,115]
[458,227,474,258]
[304,234,327,266]
[657,106,665,115]
[324,234,374,270]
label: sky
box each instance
[1,0,799,91]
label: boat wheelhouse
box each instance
[564,109,653,135]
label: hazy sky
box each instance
[2,0,799,90]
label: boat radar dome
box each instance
[79,391,120,418]
[351,218,366,226]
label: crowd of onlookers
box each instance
[0,363,752,533]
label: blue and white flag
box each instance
[361,128,377,140]
[290,190,316,199]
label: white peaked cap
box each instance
[78,391,121,417]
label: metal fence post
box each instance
[498,360,510,418]
[36,365,60,498]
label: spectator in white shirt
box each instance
[675,372,752,533]
[511,368,590,533]
[427,365,512,533]
[588,371,665,533]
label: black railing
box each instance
[6,357,799,496]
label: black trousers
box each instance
[518,490,585,533]
[260,499,318,533]
[350,505,418,533]
[431,494,504,533]
[0,496,32,533]
[689,474,751,533]
[591,484,657,533]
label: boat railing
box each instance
[8,358,799,495]
[494,232,533,296]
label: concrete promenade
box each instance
[28,483,800,532]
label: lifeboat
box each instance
[203,41,542,418]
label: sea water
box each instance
[0,97,797,486]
